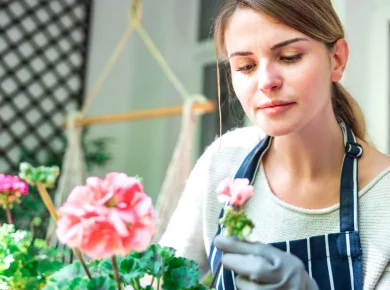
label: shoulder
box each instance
[358,139,390,191]
[190,126,264,182]
[203,125,264,156]
[359,140,390,217]
[359,163,390,289]
[357,144,390,288]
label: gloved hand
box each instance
[214,236,319,290]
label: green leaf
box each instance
[37,259,64,276]
[97,258,114,273]
[161,277,177,290]
[119,257,145,283]
[67,276,84,290]
[138,245,163,276]
[127,244,176,278]
[162,257,203,290]
[46,261,88,283]
[96,256,124,274]
[0,225,66,289]
[44,276,85,290]
[85,275,117,290]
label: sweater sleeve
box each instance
[158,142,217,274]
[375,264,390,290]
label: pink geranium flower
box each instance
[56,173,155,259]
[216,178,254,207]
[0,174,28,206]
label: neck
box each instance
[265,110,345,179]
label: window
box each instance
[198,0,221,41]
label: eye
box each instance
[237,64,256,73]
[280,54,303,63]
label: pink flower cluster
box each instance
[0,174,28,205]
[56,173,155,259]
[216,178,254,207]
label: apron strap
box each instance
[234,135,272,182]
[338,120,363,232]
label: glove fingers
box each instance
[235,276,280,290]
[235,276,261,290]
[215,236,279,257]
[222,253,280,284]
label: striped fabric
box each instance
[272,232,362,290]
[208,119,363,290]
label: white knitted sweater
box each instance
[159,127,390,290]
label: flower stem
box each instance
[209,261,222,289]
[158,255,166,290]
[36,183,92,280]
[157,278,161,290]
[74,248,92,279]
[112,255,122,290]
[36,183,59,221]
[5,202,13,224]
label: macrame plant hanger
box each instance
[47,0,215,257]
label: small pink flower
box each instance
[0,174,28,206]
[56,173,155,259]
[216,178,254,207]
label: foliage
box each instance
[219,206,254,240]
[19,162,60,188]
[44,244,208,290]
[0,224,67,290]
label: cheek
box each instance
[290,58,331,105]
[231,74,256,110]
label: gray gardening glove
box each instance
[214,236,319,290]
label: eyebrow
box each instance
[228,37,309,59]
[271,37,309,50]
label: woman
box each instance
[160,1,390,289]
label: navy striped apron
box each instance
[208,119,363,290]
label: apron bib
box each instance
[208,119,363,290]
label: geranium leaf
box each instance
[46,262,86,283]
[137,245,163,276]
[85,275,117,290]
[119,257,145,283]
[161,277,177,290]
[163,257,203,290]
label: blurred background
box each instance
[0,0,389,235]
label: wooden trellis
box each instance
[0,0,93,174]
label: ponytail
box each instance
[332,82,366,140]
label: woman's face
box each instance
[224,8,344,136]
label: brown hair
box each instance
[213,0,366,140]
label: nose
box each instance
[257,62,283,92]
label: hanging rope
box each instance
[80,25,136,115]
[132,24,190,101]
[81,0,142,116]
[81,0,191,116]
[47,112,88,263]
[153,95,207,242]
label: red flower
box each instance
[56,173,155,259]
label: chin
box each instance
[254,117,301,137]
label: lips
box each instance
[258,100,295,109]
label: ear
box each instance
[330,38,349,82]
